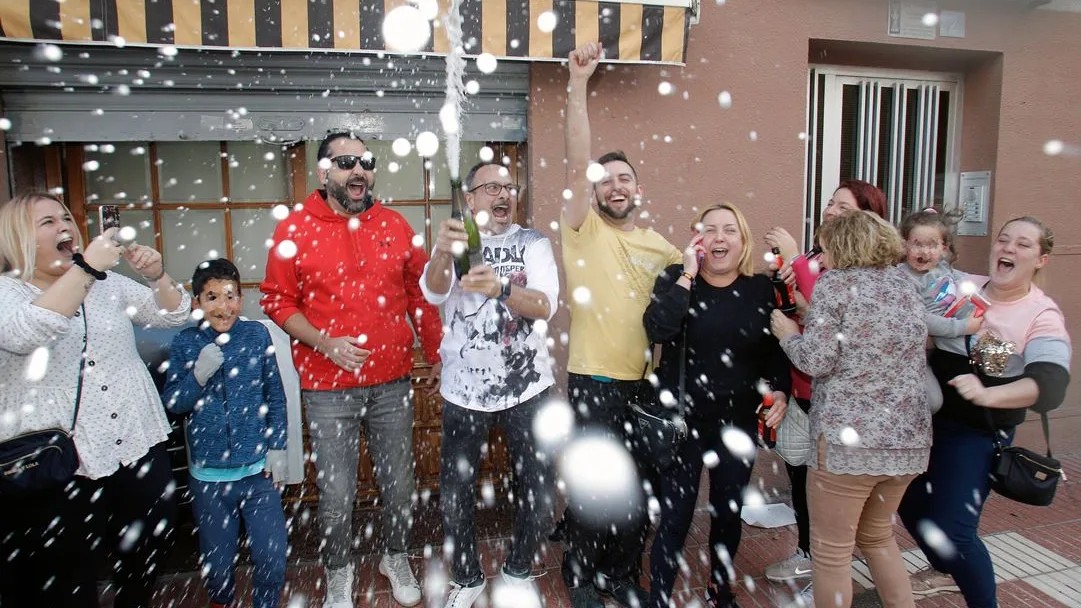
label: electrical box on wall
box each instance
[957,171,992,237]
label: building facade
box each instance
[2,0,1079,498]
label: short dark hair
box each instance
[463,161,504,190]
[317,131,366,162]
[192,258,241,298]
[596,150,638,181]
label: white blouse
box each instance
[0,272,191,479]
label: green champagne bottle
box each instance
[450,179,482,278]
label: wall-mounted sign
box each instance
[888,0,938,40]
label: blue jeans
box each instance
[304,377,415,567]
[440,390,555,585]
[899,416,1014,608]
[190,473,287,608]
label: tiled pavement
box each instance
[135,415,1081,608]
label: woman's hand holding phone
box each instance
[683,232,705,278]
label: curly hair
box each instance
[900,207,962,263]
[818,210,904,269]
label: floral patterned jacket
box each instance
[780,266,931,476]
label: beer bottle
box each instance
[770,246,798,317]
[450,179,482,278]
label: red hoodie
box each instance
[260,190,442,390]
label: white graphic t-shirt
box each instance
[420,225,559,412]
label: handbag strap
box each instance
[642,289,690,419]
[966,334,1054,458]
[72,303,88,431]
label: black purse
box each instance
[629,318,688,473]
[989,412,1062,506]
[966,335,1064,507]
[0,305,87,495]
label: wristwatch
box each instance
[498,278,512,302]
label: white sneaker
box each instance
[380,552,422,606]
[765,550,813,582]
[323,563,354,608]
[493,569,542,608]
[444,579,487,608]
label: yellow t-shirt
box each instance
[561,207,682,380]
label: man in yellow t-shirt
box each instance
[557,42,681,608]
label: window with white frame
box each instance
[803,67,962,247]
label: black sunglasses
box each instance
[329,154,376,171]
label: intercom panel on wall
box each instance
[957,171,991,237]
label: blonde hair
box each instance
[818,210,903,269]
[692,203,755,277]
[0,192,82,282]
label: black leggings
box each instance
[785,397,812,555]
[0,443,177,608]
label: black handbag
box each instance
[629,319,688,473]
[966,335,1064,507]
[987,411,1062,507]
[0,305,87,495]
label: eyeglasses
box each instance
[469,182,520,197]
[328,154,376,171]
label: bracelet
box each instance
[71,253,107,281]
[680,271,694,282]
[144,268,166,282]
[498,278,512,302]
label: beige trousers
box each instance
[807,440,917,608]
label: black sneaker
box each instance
[567,584,605,608]
[596,578,648,608]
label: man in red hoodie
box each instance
[261,132,442,608]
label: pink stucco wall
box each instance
[527,0,1081,408]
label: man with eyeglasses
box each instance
[261,131,442,608]
[557,42,682,608]
[420,161,559,608]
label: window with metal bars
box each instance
[804,67,961,247]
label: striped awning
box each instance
[0,0,690,65]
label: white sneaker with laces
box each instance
[444,579,487,608]
[493,569,542,608]
[765,550,813,582]
[379,552,422,606]
[323,563,354,608]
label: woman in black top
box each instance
[644,203,791,608]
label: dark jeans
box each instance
[561,374,655,590]
[649,418,756,607]
[440,390,555,585]
[785,397,812,555]
[0,442,180,608]
[190,474,287,608]
[0,482,99,607]
[78,442,178,608]
[899,416,1013,608]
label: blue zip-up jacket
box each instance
[163,320,287,469]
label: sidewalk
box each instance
[140,413,1081,607]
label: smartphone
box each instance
[99,205,121,234]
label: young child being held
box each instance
[163,258,288,608]
[899,209,985,412]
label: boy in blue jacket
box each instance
[164,258,288,608]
